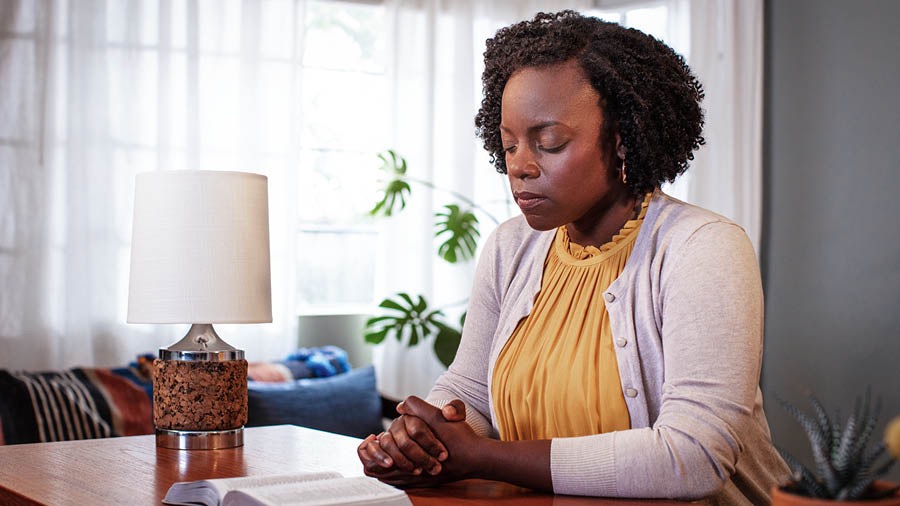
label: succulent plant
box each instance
[777,390,898,500]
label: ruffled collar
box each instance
[556,193,651,262]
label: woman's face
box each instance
[500,59,625,237]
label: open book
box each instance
[162,471,412,506]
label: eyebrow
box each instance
[499,121,564,134]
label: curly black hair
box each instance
[474,10,705,196]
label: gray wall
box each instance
[763,0,900,481]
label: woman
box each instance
[358,10,790,504]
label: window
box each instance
[1,0,391,319]
[293,2,388,312]
[99,0,392,315]
[590,3,667,39]
[72,0,391,317]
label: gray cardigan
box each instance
[427,190,790,504]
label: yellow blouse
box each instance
[491,197,650,440]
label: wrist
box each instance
[474,438,553,490]
[471,437,501,480]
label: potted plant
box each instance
[363,150,504,367]
[773,390,900,505]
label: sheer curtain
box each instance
[374,0,765,398]
[374,0,604,400]
[680,0,764,252]
[0,0,299,370]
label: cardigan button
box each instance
[615,337,627,348]
[625,388,639,398]
[604,292,616,303]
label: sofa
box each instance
[0,347,386,446]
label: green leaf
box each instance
[379,149,407,176]
[435,204,480,263]
[363,292,463,367]
[408,325,421,347]
[379,298,408,312]
[432,322,462,368]
[413,294,428,313]
[364,293,429,348]
[364,327,389,345]
[370,150,412,217]
[370,179,411,217]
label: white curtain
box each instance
[679,0,764,252]
[0,0,298,370]
[373,0,593,400]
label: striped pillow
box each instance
[0,368,153,445]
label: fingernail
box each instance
[438,451,448,461]
[382,457,392,466]
[428,463,442,475]
[412,468,422,476]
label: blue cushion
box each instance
[246,365,381,439]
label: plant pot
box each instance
[771,481,900,505]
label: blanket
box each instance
[0,367,153,445]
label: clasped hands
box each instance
[357,396,482,487]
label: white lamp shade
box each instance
[127,170,273,324]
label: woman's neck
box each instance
[565,191,643,248]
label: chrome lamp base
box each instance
[156,427,244,450]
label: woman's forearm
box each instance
[474,438,553,491]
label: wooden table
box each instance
[0,424,690,505]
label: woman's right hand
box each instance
[356,397,466,478]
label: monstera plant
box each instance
[363,150,499,367]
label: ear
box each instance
[615,134,626,160]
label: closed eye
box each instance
[539,142,567,153]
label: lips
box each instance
[513,191,547,211]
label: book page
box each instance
[221,476,412,506]
[163,471,343,506]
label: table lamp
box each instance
[127,170,272,450]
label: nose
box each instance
[506,148,540,180]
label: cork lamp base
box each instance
[152,324,249,450]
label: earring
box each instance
[620,159,628,184]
